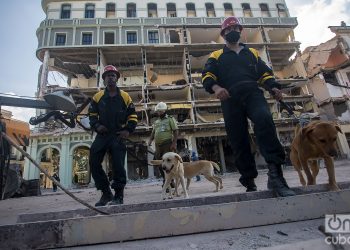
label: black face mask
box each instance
[159,113,166,119]
[225,30,241,44]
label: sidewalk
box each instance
[0,160,349,226]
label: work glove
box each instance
[96,125,108,135]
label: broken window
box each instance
[196,137,221,168]
[242,3,252,17]
[323,72,338,85]
[104,32,114,44]
[334,102,349,118]
[72,147,90,185]
[205,3,216,17]
[126,143,148,180]
[40,148,60,188]
[169,30,180,43]
[277,3,287,17]
[223,3,234,17]
[148,3,158,18]
[106,3,115,18]
[167,3,177,17]
[127,3,136,17]
[260,3,271,17]
[186,3,196,17]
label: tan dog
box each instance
[182,161,223,192]
[290,121,342,191]
[150,152,189,200]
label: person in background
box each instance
[52,172,60,192]
[191,151,201,181]
[148,102,178,188]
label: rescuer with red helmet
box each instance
[89,65,138,206]
[202,17,295,197]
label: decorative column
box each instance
[59,135,72,188]
[39,50,50,98]
[23,138,39,180]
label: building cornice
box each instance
[42,0,102,12]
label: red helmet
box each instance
[220,16,243,36]
[102,65,120,80]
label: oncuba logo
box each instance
[324,214,350,246]
[325,214,350,233]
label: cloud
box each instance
[286,0,350,51]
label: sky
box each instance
[0,0,349,123]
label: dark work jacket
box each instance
[202,43,281,94]
[88,88,138,134]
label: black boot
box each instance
[109,187,124,205]
[95,188,113,207]
[240,178,257,192]
[267,164,295,197]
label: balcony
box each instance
[39,17,298,29]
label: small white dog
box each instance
[150,152,189,200]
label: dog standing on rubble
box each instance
[182,161,223,192]
[290,121,342,191]
[150,152,189,200]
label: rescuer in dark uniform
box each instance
[202,16,295,197]
[89,65,138,206]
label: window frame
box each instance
[242,3,253,17]
[127,3,137,18]
[186,3,196,17]
[81,32,93,45]
[147,30,160,44]
[166,3,177,17]
[147,3,158,18]
[55,33,67,46]
[106,2,116,18]
[276,3,287,17]
[259,3,271,17]
[205,3,216,17]
[103,30,115,45]
[126,30,138,44]
[85,3,95,18]
[60,4,71,19]
[223,3,234,17]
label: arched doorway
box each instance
[39,147,60,188]
[72,146,90,186]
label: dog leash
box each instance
[268,89,299,120]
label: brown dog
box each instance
[182,161,223,192]
[150,152,189,200]
[290,121,342,191]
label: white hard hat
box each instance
[155,102,167,111]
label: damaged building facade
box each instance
[301,22,350,157]
[25,0,322,188]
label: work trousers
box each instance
[154,140,173,182]
[90,134,126,191]
[222,85,285,185]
